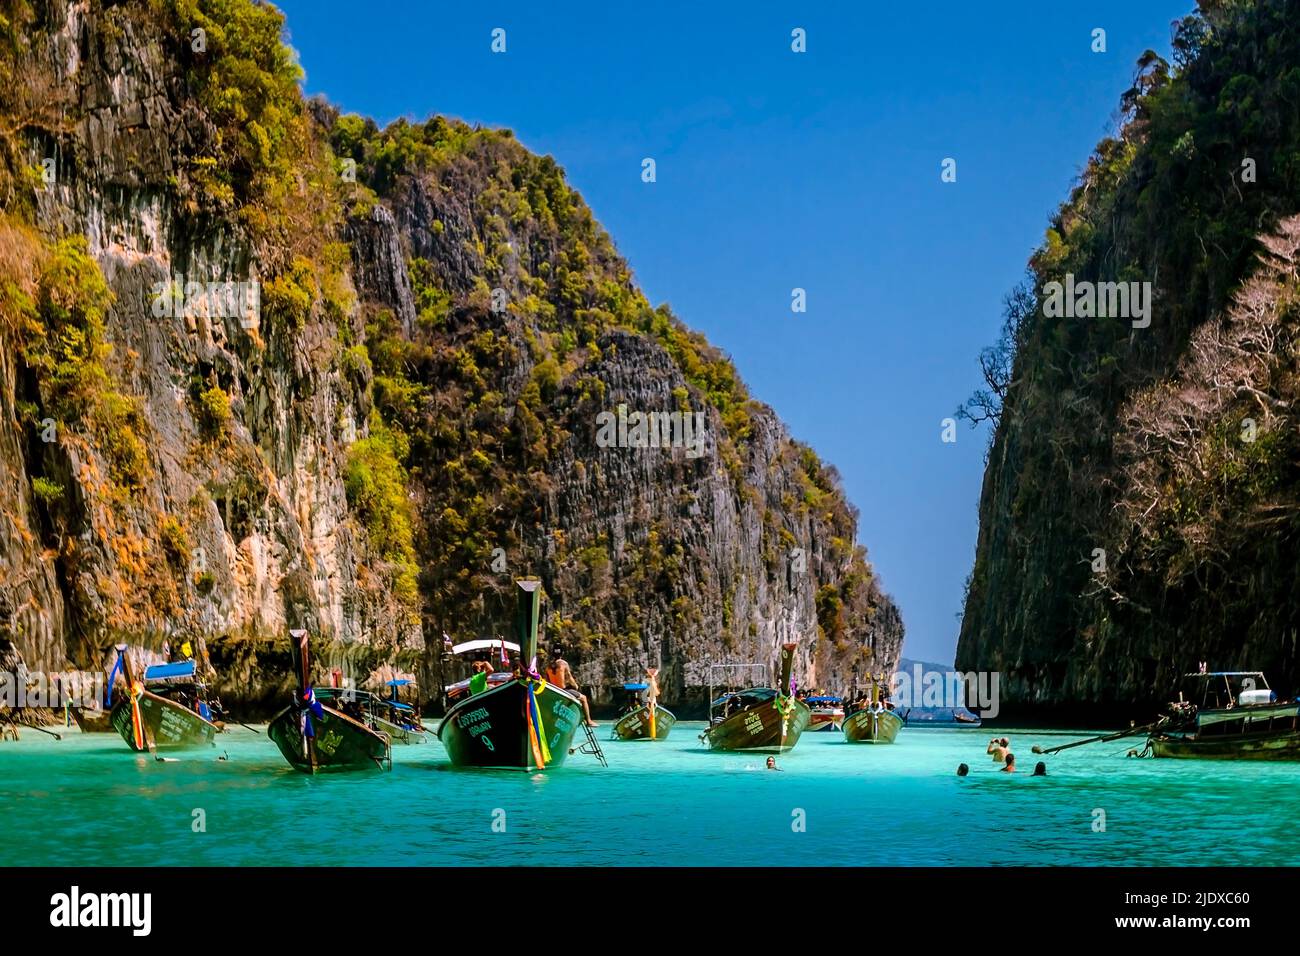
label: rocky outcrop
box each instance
[0,0,901,714]
[956,0,1300,720]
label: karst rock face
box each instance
[0,0,900,713]
[956,0,1300,720]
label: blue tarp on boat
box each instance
[144,661,195,682]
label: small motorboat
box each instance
[806,695,845,732]
[611,682,676,741]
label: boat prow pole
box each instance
[1031,720,1163,755]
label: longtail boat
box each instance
[375,681,428,744]
[701,643,810,753]
[107,646,222,752]
[843,675,904,744]
[267,630,392,773]
[70,704,114,733]
[310,685,428,745]
[437,579,588,771]
[1147,671,1300,760]
[73,647,128,732]
[611,682,676,741]
[806,695,845,732]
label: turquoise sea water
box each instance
[2,722,1298,866]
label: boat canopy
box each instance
[806,695,842,704]
[451,639,520,655]
[386,679,412,687]
[445,671,512,696]
[1182,671,1267,679]
[711,687,777,708]
[623,683,648,691]
[316,687,377,703]
[144,661,196,683]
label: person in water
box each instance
[1032,761,1047,776]
[1001,752,1016,773]
[957,763,969,776]
[988,737,1010,762]
[766,756,782,771]
[543,648,596,727]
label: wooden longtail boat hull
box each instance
[374,715,427,744]
[704,699,811,753]
[611,704,676,741]
[109,692,219,751]
[437,679,584,770]
[71,704,114,733]
[843,707,904,744]
[268,704,392,772]
[1150,729,1300,759]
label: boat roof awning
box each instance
[1182,671,1265,678]
[386,679,412,687]
[144,661,195,682]
[806,696,842,703]
[711,687,776,707]
[316,687,376,702]
[451,639,520,655]
[445,672,512,694]
[623,683,648,691]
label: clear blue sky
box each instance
[273,0,1192,665]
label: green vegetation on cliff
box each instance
[959,0,1300,710]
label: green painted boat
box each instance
[267,630,392,773]
[106,646,221,752]
[702,643,810,753]
[612,702,676,741]
[437,579,589,771]
[1147,671,1300,760]
[842,705,904,744]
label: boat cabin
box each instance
[1179,671,1277,711]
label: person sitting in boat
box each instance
[543,648,596,727]
[469,655,494,695]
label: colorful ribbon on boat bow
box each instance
[299,685,324,738]
[129,681,146,750]
[524,679,552,770]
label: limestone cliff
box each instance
[957,0,1300,719]
[0,0,901,714]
